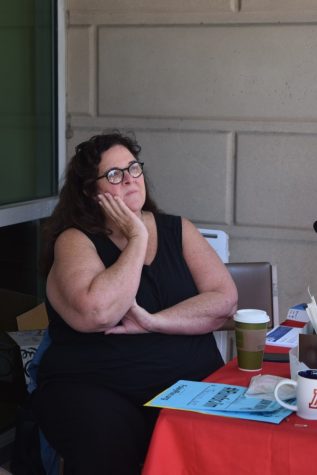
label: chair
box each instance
[222,262,278,330]
[198,228,229,263]
[198,228,279,361]
[216,262,279,362]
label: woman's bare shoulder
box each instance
[181,216,205,241]
[54,227,96,254]
[56,226,87,239]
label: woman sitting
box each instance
[32,131,237,475]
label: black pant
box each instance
[31,380,160,475]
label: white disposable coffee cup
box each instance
[233,309,270,371]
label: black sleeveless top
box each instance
[38,214,223,403]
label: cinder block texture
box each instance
[236,133,317,230]
[136,131,230,223]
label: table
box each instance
[142,349,317,475]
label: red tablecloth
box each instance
[142,357,317,475]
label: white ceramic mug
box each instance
[274,369,317,420]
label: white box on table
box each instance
[286,303,310,324]
[286,303,313,333]
[289,346,309,380]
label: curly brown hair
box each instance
[40,131,159,277]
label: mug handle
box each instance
[274,379,298,411]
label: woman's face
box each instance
[96,145,146,213]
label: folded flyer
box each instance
[145,380,293,424]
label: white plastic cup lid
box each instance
[233,308,270,324]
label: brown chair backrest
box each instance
[220,262,274,331]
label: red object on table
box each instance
[142,357,317,475]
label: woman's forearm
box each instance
[77,236,148,328]
[146,291,237,335]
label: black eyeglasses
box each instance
[96,161,144,185]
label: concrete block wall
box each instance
[65,0,317,321]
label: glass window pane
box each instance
[0,0,57,206]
